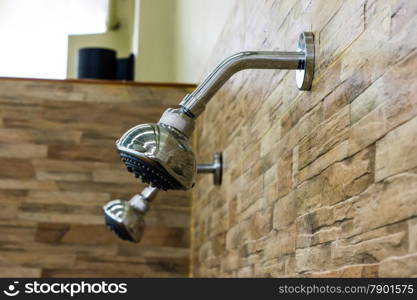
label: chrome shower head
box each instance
[117,32,314,191]
[116,112,196,190]
[103,186,158,242]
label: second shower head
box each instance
[103,186,158,242]
[103,153,222,243]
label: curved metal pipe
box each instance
[179,53,301,117]
[178,32,314,118]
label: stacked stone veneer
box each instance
[191,0,417,277]
[0,78,193,277]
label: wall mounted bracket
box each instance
[296,32,315,90]
[197,152,222,185]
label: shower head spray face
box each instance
[116,118,196,190]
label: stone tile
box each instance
[0,252,76,269]
[92,169,137,183]
[0,128,82,145]
[408,218,417,253]
[0,144,47,159]
[0,158,35,179]
[276,151,293,199]
[273,191,296,230]
[298,105,349,169]
[296,140,349,184]
[48,145,119,162]
[349,173,417,237]
[321,146,374,205]
[0,179,57,191]
[379,254,417,277]
[331,232,407,268]
[251,208,273,239]
[375,116,417,182]
[226,219,252,251]
[35,170,91,182]
[348,52,417,156]
[0,266,42,278]
[308,264,378,278]
[317,0,365,75]
[264,226,296,260]
[295,243,332,273]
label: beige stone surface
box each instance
[375,116,417,182]
[0,78,192,277]
[379,254,417,277]
[191,0,417,277]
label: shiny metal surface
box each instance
[197,152,222,185]
[103,186,158,243]
[296,32,315,90]
[129,186,158,212]
[159,107,195,138]
[180,32,315,117]
[116,123,196,190]
[116,32,314,192]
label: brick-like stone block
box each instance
[273,191,296,230]
[0,78,192,277]
[375,116,417,182]
[348,52,417,156]
[350,173,417,237]
[0,144,47,159]
[298,105,349,169]
[322,146,374,205]
[379,254,417,277]
[408,218,417,253]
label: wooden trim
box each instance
[0,76,197,88]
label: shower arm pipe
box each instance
[180,51,301,117]
[179,32,315,118]
[129,185,158,213]
[139,185,159,201]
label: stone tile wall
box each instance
[0,78,193,277]
[191,0,417,277]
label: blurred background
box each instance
[0,0,236,83]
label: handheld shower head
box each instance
[103,186,158,242]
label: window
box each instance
[0,0,108,79]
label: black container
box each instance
[116,54,135,81]
[77,48,117,80]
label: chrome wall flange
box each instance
[296,32,315,90]
[197,152,222,185]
